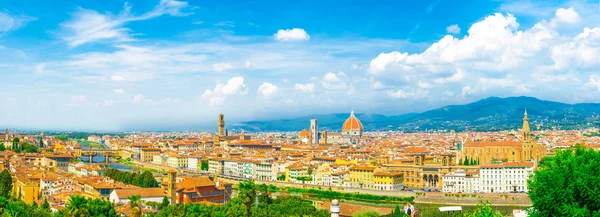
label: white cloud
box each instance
[555,7,581,24]
[295,83,315,93]
[418,81,433,89]
[103,99,115,106]
[201,76,247,106]
[245,60,251,68]
[71,95,88,102]
[132,94,146,103]
[434,70,466,84]
[113,89,125,94]
[111,75,125,81]
[446,24,461,34]
[212,62,234,72]
[586,75,600,91]
[273,28,310,41]
[371,79,385,89]
[61,0,193,47]
[192,21,203,25]
[258,82,279,98]
[0,12,36,33]
[321,72,348,90]
[387,89,418,99]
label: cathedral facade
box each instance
[461,110,547,165]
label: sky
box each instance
[2,0,600,131]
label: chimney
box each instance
[330,199,340,217]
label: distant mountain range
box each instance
[233,96,600,132]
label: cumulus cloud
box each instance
[321,72,348,90]
[61,0,193,47]
[258,82,279,98]
[201,76,247,106]
[113,89,125,94]
[367,8,600,101]
[586,75,600,91]
[555,7,581,24]
[273,28,310,41]
[294,83,315,93]
[0,12,36,33]
[446,24,461,34]
[111,75,125,81]
[212,62,234,72]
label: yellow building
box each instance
[14,175,41,204]
[349,165,376,189]
[285,164,309,182]
[461,110,547,164]
[373,171,403,191]
[141,148,161,162]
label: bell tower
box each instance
[218,114,225,137]
[168,170,177,205]
[521,109,532,160]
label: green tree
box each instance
[12,137,20,152]
[528,147,600,217]
[353,210,381,217]
[159,196,170,210]
[200,159,209,171]
[393,205,403,217]
[66,195,91,217]
[464,156,469,166]
[238,181,256,217]
[41,198,50,211]
[464,201,503,217]
[0,169,13,198]
[0,144,5,151]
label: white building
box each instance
[109,188,166,204]
[223,160,242,177]
[208,159,224,175]
[480,162,534,193]
[188,157,203,171]
[442,169,480,193]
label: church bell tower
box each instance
[218,114,225,137]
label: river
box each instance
[78,140,134,171]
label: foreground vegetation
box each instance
[527,146,600,216]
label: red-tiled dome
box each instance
[342,110,363,132]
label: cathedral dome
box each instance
[299,129,310,137]
[342,110,363,132]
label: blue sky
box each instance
[2,0,600,131]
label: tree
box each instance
[238,181,256,217]
[159,196,170,210]
[458,158,463,165]
[353,210,381,217]
[0,144,5,151]
[128,194,142,217]
[0,169,12,198]
[12,137,20,152]
[463,156,469,166]
[41,198,50,211]
[464,201,503,217]
[393,205,403,217]
[469,158,474,165]
[528,147,600,217]
[66,195,91,217]
[201,159,209,171]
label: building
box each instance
[373,171,404,191]
[349,165,376,189]
[223,160,242,177]
[442,169,480,193]
[310,119,318,144]
[167,154,188,169]
[42,154,73,171]
[109,188,166,204]
[461,110,547,164]
[208,158,224,175]
[13,175,41,204]
[218,114,226,137]
[141,148,161,163]
[174,176,232,205]
[342,110,363,144]
[480,162,534,193]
